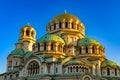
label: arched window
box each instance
[38,43,40,51]
[56,67,58,73]
[44,43,47,51]
[71,22,74,29]
[79,47,82,54]
[27,61,39,75]
[70,67,72,72]
[51,43,54,50]
[76,66,78,72]
[26,30,30,36]
[54,23,56,30]
[31,31,34,37]
[59,22,62,28]
[10,75,12,78]
[115,68,117,76]
[65,22,68,28]
[107,68,110,75]
[92,46,95,53]
[86,47,88,53]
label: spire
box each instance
[64,10,67,14]
[27,22,30,26]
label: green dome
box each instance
[37,34,65,44]
[9,49,24,56]
[78,38,101,46]
[64,60,84,66]
[52,14,81,22]
[101,59,118,67]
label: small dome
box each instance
[52,13,81,22]
[78,38,101,46]
[37,34,65,44]
[101,59,118,67]
[21,25,35,30]
[8,49,24,57]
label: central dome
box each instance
[47,13,85,37]
[52,14,81,22]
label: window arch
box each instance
[79,47,82,54]
[70,67,72,72]
[92,46,95,53]
[76,66,78,72]
[54,23,56,30]
[27,61,40,75]
[59,22,62,28]
[86,46,88,53]
[38,43,40,51]
[44,43,47,51]
[107,68,110,75]
[71,22,74,29]
[26,29,30,36]
[51,43,54,50]
[65,22,68,28]
[115,68,117,76]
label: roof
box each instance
[36,55,45,62]
[37,34,65,44]
[101,59,118,67]
[78,37,101,46]
[24,52,33,59]
[52,13,81,22]
[8,49,24,57]
[64,59,84,66]
[24,52,45,62]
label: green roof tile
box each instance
[37,34,65,44]
[78,38,101,46]
[9,49,24,56]
[36,55,45,62]
[101,59,118,67]
[24,52,33,59]
[64,59,84,66]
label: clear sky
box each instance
[0,0,120,73]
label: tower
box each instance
[19,24,36,53]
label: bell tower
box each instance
[19,24,36,53]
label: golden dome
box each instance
[51,13,81,23]
[19,24,36,42]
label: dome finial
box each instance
[27,22,30,26]
[64,10,67,14]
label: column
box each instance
[47,43,50,51]
[55,43,58,52]
[97,61,101,76]
[96,46,99,54]
[89,46,92,54]
[92,64,96,75]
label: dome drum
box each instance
[77,38,105,56]
[33,34,65,56]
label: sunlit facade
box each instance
[0,13,120,80]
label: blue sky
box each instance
[0,0,120,73]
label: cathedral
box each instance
[0,13,120,80]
